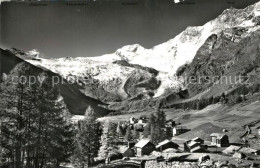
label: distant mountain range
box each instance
[1,48,110,116]
[1,1,260,115]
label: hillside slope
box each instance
[1,49,110,116]
[4,1,260,114]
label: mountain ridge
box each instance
[1,48,111,116]
[26,1,260,101]
[3,1,260,114]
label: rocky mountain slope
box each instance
[4,1,260,114]
[178,2,260,99]
[26,2,260,104]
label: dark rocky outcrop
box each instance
[123,70,161,98]
[113,60,159,76]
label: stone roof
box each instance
[156,140,179,149]
[190,146,205,153]
[192,137,204,142]
[135,139,152,148]
[222,145,241,154]
[210,133,227,139]
[174,126,188,129]
[188,141,200,148]
[163,148,180,153]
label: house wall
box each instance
[194,139,204,144]
[211,137,217,145]
[143,144,155,156]
[219,136,229,147]
[173,128,190,136]
[184,143,190,152]
[136,148,142,157]
[173,128,177,136]
[158,143,178,151]
[212,136,229,147]
[123,149,135,157]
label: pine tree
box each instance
[124,127,133,142]
[208,96,214,105]
[0,69,75,168]
[32,76,75,168]
[72,111,101,168]
[107,122,118,146]
[150,109,167,144]
[97,121,109,160]
[156,108,166,129]
[133,128,140,140]
[197,99,206,110]
[105,122,119,160]
[143,123,151,139]
[116,122,124,138]
[149,114,156,143]
[0,68,35,168]
[252,83,260,93]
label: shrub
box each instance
[235,95,243,103]
[252,83,260,93]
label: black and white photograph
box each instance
[1,0,260,167]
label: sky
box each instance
[1,0,259,58]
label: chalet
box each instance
[255,3,260,16]
[135,139,155,157]
[173,126,190,136]
[233,152,246,159]
[134,124,144,132]
[138,119,148,125]
[210,133,229,147]
[130,117,138,124]
[71,115,85,123]
[139,116,148,122]
[122,148,135,158]
[163,148,180,153]
[223,145,260,155]
[188,141,200,149]
[191,137,204,144]
[156,140,179,152]
[165,120,176,127]
[184,137,205,153]
[138,120,144,124]
[239,147,260,155]
[127,141,136,149]
[190,146,206,153]
[222,145,241,155]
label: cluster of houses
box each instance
[122,139,180,158]
[123,117,238,156]
[121,132,235,157]
[129,117,191,137]
[118,130,260,163]
[104,116,260,166]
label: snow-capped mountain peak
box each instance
[27,1,260,99]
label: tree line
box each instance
[0,67,103,168]
[0,69,74,168]
[121,108,171,145]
